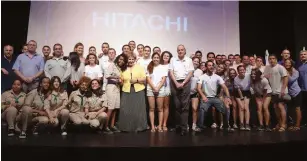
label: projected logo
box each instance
[92,12,188,32]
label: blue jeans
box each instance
[198,97,228,128]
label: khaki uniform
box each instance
[17,89,49,132]
[44,91,69,130]
[86,93,108,129]
[67,90,89,125]
[105,62,121,110]
[1,90,26,130]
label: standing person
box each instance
[13,40,45,93]
[197,61,233,132]
[169,45,194,136]
[264,54,288,132]
[297,50,307,127]
[250,69,272,131]
[278,49,294,66]
[1,80,26,136]
[256,56,265,73]
[84,53,102,80]
[74,42,86,63]
[137,46,152,73]
[153,46,161,55]
[67,52,85,95]
[146,53,167,132]
[85,79,110,134]
[99,42,110,73]
[18,77,51,138]
[44,76,70,136]
[284,59,302,131]
[118,54,147,132]
[102,48,117,91]
[44,44,70,84]
[234,65,251,131]
[190,57,202,132]
[42,46,52,63]
[67,76,91,126]
[2,45,17,93]
[160,51,173,131]
[225,68,238,128]
[89,46,96,55]
[104,54,127,133]
[136,44,144,61]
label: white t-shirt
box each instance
[198,73,225,97]
[191,69,203,94]
[147,65,168,89]
[169,56,194,80]
[263,64,288,94]
[161,64,170,90]
[137,57,152,74]
[234,75,251,91]
[251,78,272,95]
[99,55,109,73]
[84,65,103,80]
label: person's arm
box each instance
[32,58,45,80]
[234,78,244,99]
[44,60,52,79]
[157,76,166,90]
[13,56,27,82]
[135,66,146,84]
[169,70,179,87]
[280,66,289,96]
[197,81,208,102]
[183,71,193,86]
[288,69,299,85]
[61,61,71,83]
[146,76,155,89]
[44,95,54,120]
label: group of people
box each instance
[1,40,307,138]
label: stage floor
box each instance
[2,128,307,161]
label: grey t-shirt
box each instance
[263,64,288,94]
[234,75,250,91]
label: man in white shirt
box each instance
[98,42,110,74]
[137,46,152,74]
[102,48,117,91]
[197,60,233,132]
[264,54,288,132]
[136,44,144,61]
[169,45,194,135]
[128,40,136,53]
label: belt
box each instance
[107,80,117,85]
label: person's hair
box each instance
[147,52,160,74]
[137,44,144,49]
[37,76,51,98]
[284,59,294,76]
[216,54,221,58]
[221,54,226,57]
[241,54,249,59]
[85,53,99,65]
[269,53,277,58]
[144,45,151,51]
[195,50,202,56]
[128,40,135,44]
[108,48,116,54]
[53,43,62,50]
[192,56,201,68]
[207,52,215,58]
[74,42,84,52]
[256,56,263,61]
[205,60,214,67]
[223,59,231,64]
[90,79,103,97]
[228,68,237,80]
[228,54,233,58]
[43,45,50,50]
[114,53,128,71]
[122,44,131,51]
[153,46,160,51]
[28,40,37,45]
[89,46,96,51]
[300,50,307,54]
[102,42,109,48]
[78,76,92,97]
[237,64,245,71]
[160,51,173,64]
[69,52,81,71]
[216,63,226,76]
[234,54,240,57]
[251,68,263,83]
[50,76,64,93]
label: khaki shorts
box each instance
[106,84,120,110]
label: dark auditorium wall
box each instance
[1,1,31,55]
[1,1,306,61]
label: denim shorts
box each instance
[147,86,166,97]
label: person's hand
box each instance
[176,83,183,89]
[201,96,208,102]
[74,80,79,86]
[130,79,137,84]
[118,79,122,84]
[225,97,232,105]
[38,111,47,116]
[280,90,285,98]
[1,68,9,75]
[49,117,56,124]
[98,53,103,58]
[10,101,17,107]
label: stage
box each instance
[2,128,307,161]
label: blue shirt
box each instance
[298,61,307,91]
[288,69,301,97]
[12,53,45,81]
[1,55,16,93]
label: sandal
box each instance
[157,127,164,133]
[151,128,156,133]
[288,126,294,130]
[289,126,300,131]
[162,126,168,131]
[278,127,286,132]
[273,125,280,131]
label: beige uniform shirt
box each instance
[1,90,26,110]
[103,62,121,90]
[86,93,107,112]
[24,89,47,110]
[68,90,88,113]
[44,91,68,111]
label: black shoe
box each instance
[169,128,176,132]
[265,127,272,132]
[8,129,15,136]
[110,126,121,133]
[180,130,188,136]
[103,127,114,135]
[19,131,26,139]
[257,125,264,131]
[226,127,235,132]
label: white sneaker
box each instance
[220,124,224,130]
[211,123,217,129]
[61,131,67,136]
[233,124,238,129]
